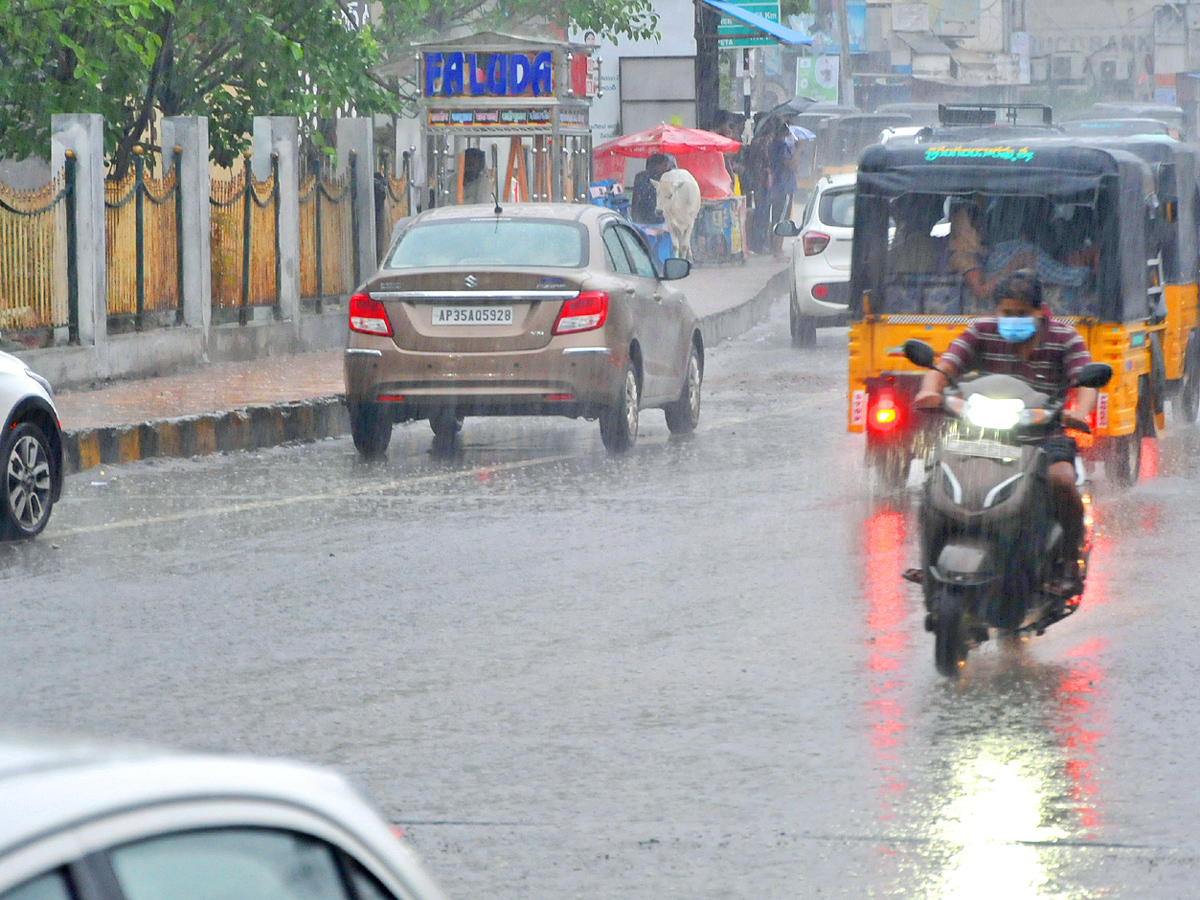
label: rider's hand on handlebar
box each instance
[913,390,944,409]
[1062,411,1091,433]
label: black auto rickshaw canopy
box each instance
[1056,135,1199,286]
[850,138,1158,324]
[813,114,915,171]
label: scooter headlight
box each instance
[963,394,1024,430]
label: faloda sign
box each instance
[423,51,555,98]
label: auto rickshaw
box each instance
[847,137,1164,486]
[801,114,915,191]
[1065,135,1200,427]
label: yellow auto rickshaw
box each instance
[847,137,1165,486]
[1071,135,1200,426]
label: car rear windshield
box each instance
[819,188,855,228]
[386,219,588,269]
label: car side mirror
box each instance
[903,339,937,369]
[1075,362,1113,389]
[661,257,691,280]
[774,220,801,237]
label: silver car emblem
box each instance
[464,275,478,288]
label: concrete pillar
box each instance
[162,117,212,336]
[51,114,106,351]
[253,117,300,323]
[336,117,377,281]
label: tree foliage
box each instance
[0,0,390,173]
[374,0,658,47]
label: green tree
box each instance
[0,0,390,174]
[375,0,658,47]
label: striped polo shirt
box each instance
[938,315,1091,393]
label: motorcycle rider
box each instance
[912,269,1098,594]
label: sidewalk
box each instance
[53,254,789,473]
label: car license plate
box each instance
[431,306,513,326]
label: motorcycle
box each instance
[900,339,1113,676]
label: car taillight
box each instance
[803,231,831,256]
[553,291,609,334]
[868,390,901,433]
[349,293,392,336]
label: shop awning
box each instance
[697,0,813,46]
[894,31,952,56]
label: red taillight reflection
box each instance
[554,291,609,334]
[803,231,831,256]
[349,293,393,336]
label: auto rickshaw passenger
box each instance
[913,270,1097,595]
[888,194,948,274]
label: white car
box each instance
[776,172,856,346]
[0,351,62,538]
[0,738,449,900]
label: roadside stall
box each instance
[592,124,746,264]
[416,32,599,207]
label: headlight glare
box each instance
[963,394,1023,430]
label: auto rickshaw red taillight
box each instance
[868,390,901,433]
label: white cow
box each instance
[654,167,702,262]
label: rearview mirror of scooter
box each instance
[903,339,937,369]
[1075,362,1113,389]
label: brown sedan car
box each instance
[344,203,703,455]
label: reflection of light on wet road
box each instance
[862,509,911,826]
[858,499,1113,898]
[1140,436,1158,480]
[1055,639,1108,835]
[935,750,1067,899]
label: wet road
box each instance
[5,300,1200,897]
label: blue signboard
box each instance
[423,51,555,98]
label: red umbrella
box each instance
[593,124,742,200]
[593,123,741,159]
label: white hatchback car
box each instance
[775,173,856,346]
[0,351,62,538]
[0,739,449,900]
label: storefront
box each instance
[416,32,599,207]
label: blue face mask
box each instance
[997,316,1038,343]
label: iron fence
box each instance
[105,147,183,332]
[299,151,357,313]
[0,157,74,346]
[211,152,280,325]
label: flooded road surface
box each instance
[4,300,1200,897]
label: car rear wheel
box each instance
[789,292,816,347]
[1,422,54,540]
[600,361,639,453]
[664,345,702,434]
[349,401,392,458]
